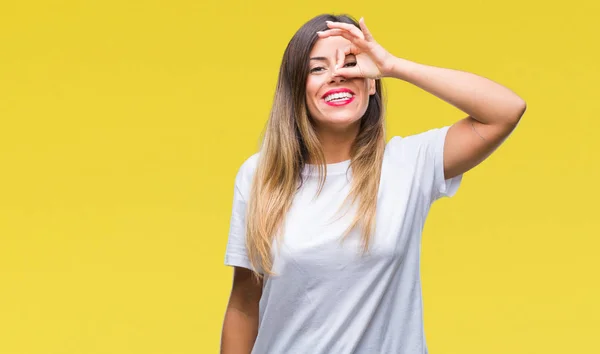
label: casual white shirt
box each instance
[225,126,463,353]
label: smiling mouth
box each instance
[323,92,354,107]
[323,92,355,102]
[323,95,355,106]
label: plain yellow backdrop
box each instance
[1,0,598,353]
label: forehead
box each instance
[309,36,353,58]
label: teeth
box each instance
[324,92,353,102]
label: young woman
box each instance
[221,14,526,354]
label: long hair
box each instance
[246,13,386,278]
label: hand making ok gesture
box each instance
[317,17,396,79]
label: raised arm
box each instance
[388,57,526,179]
[318,18,527,180]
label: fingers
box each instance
[333,45,361,78]
[325,20,365,40]
[335,46,345,74]
[358,17,374,42]
[332,65,361,79]
[317,28,356,43]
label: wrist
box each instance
[385,56,419,81]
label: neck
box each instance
[309,121,359,164]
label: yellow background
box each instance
[1,0,598,353]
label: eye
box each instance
[310,66,325,73]
[344,62,357,67]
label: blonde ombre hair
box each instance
[246,14,386,278]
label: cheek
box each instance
[363,83,374,104]
[305,79,321,111]
[305,77,318,97]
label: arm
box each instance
[388,57,527,179]
[320,18,527,180]
[221,267,263,354]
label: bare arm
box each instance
[221,267,263,354]
[389,57,527,179]
[318,19,527,180]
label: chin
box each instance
[316,115,361,128]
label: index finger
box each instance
[335,46,345,74]
[325,21,365,41]
[333,45,359,77]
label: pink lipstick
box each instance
[322,88,355,107]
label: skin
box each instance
[305,36,376,164]
[317,17,527,179]
[221,267,262,354]
[221,16,527,354]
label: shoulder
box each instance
[386,126,450,159]
[387,126,450,149]
[238,152,260,175]
[234,152,260,200]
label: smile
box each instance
[322,88,356,106]
[324,95,355,106]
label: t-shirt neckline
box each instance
[302,159,351,176]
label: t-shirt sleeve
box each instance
[224,155,263,274]
[396,126,463,203]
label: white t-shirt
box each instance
[224,126,463,354]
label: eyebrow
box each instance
[309,56,328,61]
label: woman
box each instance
[221,14,526,354]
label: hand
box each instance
[317,17,396,79]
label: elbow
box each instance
[509,99,527,126]
[517,99,527,115]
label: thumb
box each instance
[333,45,360,77]
[332,66,361,79]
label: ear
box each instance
[368,79,376,95]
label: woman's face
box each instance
[305,36,376,131]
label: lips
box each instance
[325,96,355,106]
[321,88,355,99]
[322,87,356,107]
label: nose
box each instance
[329,71,347,83]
